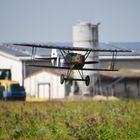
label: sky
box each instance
[0,0,140,43]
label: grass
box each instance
[0,100,140,139]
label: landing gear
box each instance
[60,74,65,84]
[60,74,90,86]
[85,76,90,86]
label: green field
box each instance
[0,100,140,140]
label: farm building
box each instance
[0,42,140,99]
[0,43,70,99]
[99,70,140,99]
[24,69,70,99]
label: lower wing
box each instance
[26,64,118,71]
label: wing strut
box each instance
[59,49,68,63]
[31,47,37,60]
[110,50,117,70]
[84,51,91,59]
[78,70,84,79]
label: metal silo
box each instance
[72,22,100,95]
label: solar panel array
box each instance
[0,44,31,56]
[103,42,140,56]
[0,42,140,59]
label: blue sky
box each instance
[0,0,140,43]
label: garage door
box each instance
[38,83,50,99]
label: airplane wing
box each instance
[34,57,57,61]
[13,43,131,52]
[26,64,118,71]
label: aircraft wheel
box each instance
[85,76,90,86]
[60,74,65,84]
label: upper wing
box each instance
[13,43,131,52]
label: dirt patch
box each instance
[65,95,119,101]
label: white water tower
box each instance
[73,22,100,95]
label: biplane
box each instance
[13,43,131,86]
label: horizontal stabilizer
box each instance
[84,61,99,64]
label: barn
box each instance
[0,43,29,85]
[24,69,69,99]
[0,42,140,99]
[99,69,140,98]
[0,43,69,99]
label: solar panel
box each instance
[0,44,28,56]
[0,42,140,59]
[110,42,140,50]
[108,42,140,56]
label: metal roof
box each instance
[0,42,140,60]
[100,69,140,78]
[98,42,140,56]
[0,44,31,57]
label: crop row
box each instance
[0,100,140,139]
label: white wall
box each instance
[24,71,65,99]
[0,54,23,85]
